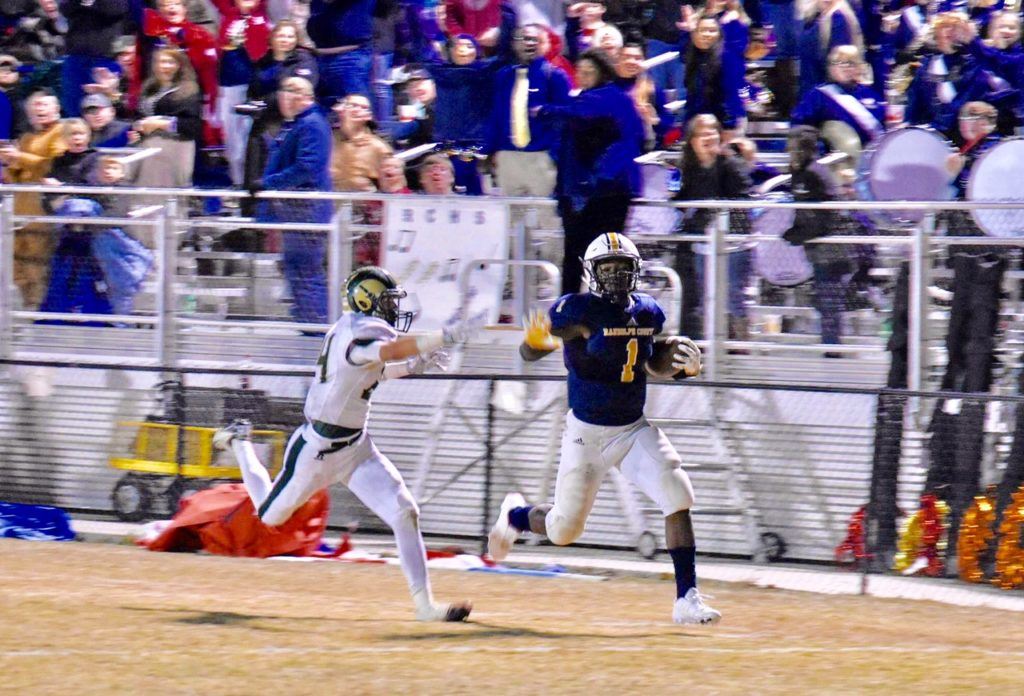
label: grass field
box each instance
[3,539,1024,695]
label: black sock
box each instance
[668,546,696,598]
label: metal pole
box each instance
[704,212,729,380]
[155,197,178,367]
[0,194,14,360]
[515,205,533,318]
[908,212,932,393]
[482,378,495,554]
[644,264,683,336]
[328,202,351,323]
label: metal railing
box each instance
[1,183,1024,392]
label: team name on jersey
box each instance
[603,327,656,337]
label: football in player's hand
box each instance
[648,336,702,378]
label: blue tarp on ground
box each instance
[0,502,76,542]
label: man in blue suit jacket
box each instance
[485,23,571,197]
[255,76,333,324]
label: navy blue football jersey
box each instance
[549,291,666,426]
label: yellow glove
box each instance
[523,308,561,351]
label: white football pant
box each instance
[545,410,695,546]
[232,423,430,596]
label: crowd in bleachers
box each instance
[1,0,1023,324]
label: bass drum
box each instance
[752,192,813,287]
[967,138,1024,237]
[855,126,955,226]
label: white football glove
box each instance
[670,336,702,377]
[442,311,487,346]
[407,348,452,375]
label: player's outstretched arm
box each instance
[647,335,702,379]
[348,321,482,367]
[382,349,451,381]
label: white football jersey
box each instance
[303,313,396,429]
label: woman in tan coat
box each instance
[0,90,66,309]
[330,93,392,193]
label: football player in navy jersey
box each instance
[487,233,721,625]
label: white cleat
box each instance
[673,588,722,625]
[487,492,526,562]
[212,419,252,451]
[415,600,473,623]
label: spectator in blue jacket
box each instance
[535,48,643,295]
[244,19,319,213]
[792,44,885,146]
[419,2,516,195]
[485,22,571,197]
[254,76,333,324]
[308,0,376,109]
[59,0,132,117]
[615,38,671,151]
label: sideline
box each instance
[71,519,1024,614]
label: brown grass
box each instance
[2,539,1023,695]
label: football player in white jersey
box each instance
[214,266,474,622]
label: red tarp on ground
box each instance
[140,483,332,558]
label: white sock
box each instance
[393,512,433,609]
[231,439,273,510]
[344,457,437,616]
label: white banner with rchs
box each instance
[381,199,509,331]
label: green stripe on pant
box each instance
[258,434,306,519]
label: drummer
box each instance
[791,44,886,146]
[905,12,984,138]
[944,100,1001,239]
[946,100,1000,198]
[961,12,1024,135]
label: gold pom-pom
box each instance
[994,485,1024,590]
[957,490,996,583]
[893,494,950,576]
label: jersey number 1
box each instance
[620,338,638,383]
[316,335,335,383]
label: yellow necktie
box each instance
[511,67,531,149]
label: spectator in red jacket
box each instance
[444,0,503,53]
[541,25,575,88]
[142,0,221,144]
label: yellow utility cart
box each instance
[109,421,285,521]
